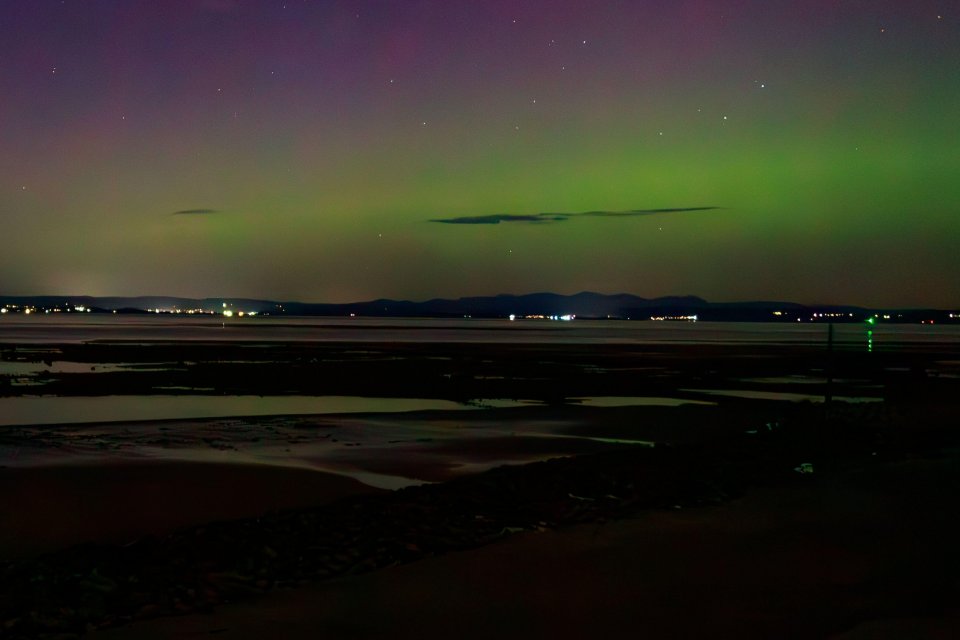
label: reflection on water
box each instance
[570,396,716,408]
[681,389,883,403]
[739,376,828,385]
[466,399,541,409]
[0,361,171,376]
[466,397,716,408]
[2,315,958,345]
[129,446,434,491]
[0,394,726,426]
[0,362,50,375]
[317,468,432,491]
[0,395,469,427]
[1,403,661,490]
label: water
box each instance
[681,389,884,403]
[0,395,469,427]
[2,315,949,490]
[1,314,957,345]
[0,395,719,427]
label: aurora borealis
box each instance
[1,1,958,306]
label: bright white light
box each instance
[223,309,234,317]
[509,314,516,321]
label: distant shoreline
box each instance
[3,291,957,324]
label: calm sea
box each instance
[0,314,957,345]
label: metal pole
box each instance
[825,322,834,410]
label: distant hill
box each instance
[281,292,712,318]
[0,292,954,323]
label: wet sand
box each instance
[0,462,381,561]
[3,337,960,637]
[5,338,950,404]
[92,455,960,639]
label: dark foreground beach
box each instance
[2,334,960,638]
[92,455,960,640]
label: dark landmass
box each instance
[1,291,956,322]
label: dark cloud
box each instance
[171,208,219,216]
[431,214,567,225]
[430,207,721,225]
[579,207,721,217]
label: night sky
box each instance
[2,1,957,306]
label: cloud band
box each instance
[430,207,720,225]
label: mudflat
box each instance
[92,455,960,639]
[2,336,959,637]
[0,462,381,561]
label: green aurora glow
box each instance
[1,1,957,306]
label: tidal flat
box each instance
[2,331,960,638]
